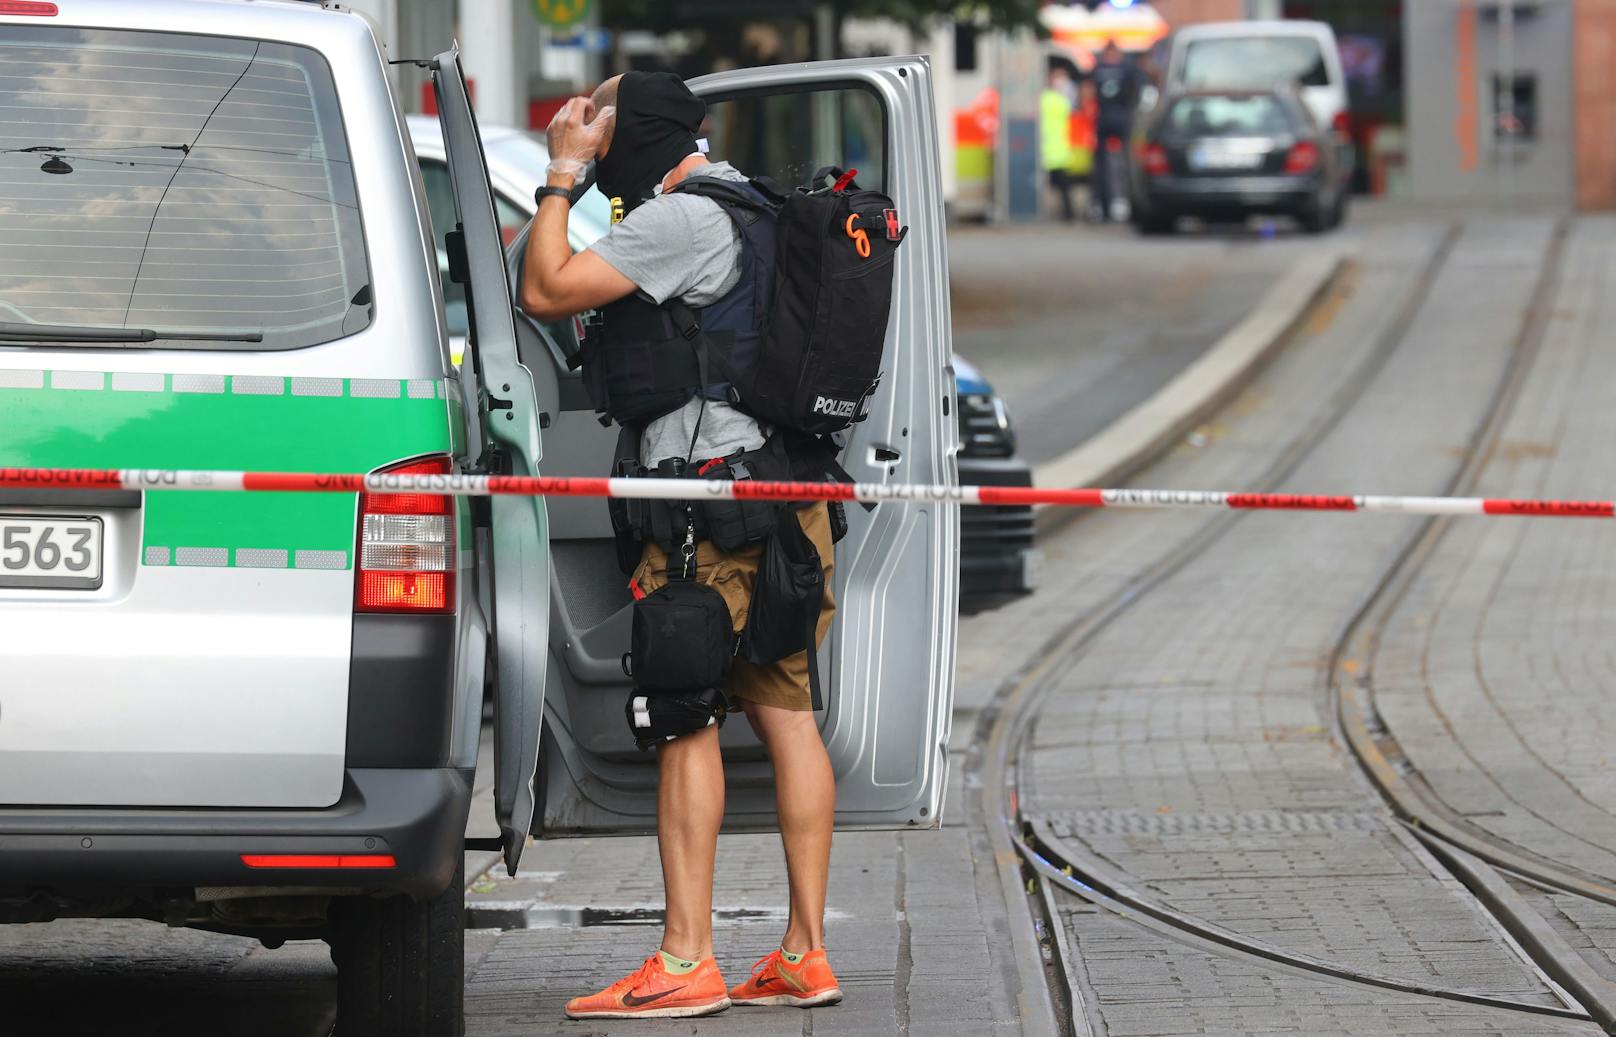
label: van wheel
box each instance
[329,862,464,1036]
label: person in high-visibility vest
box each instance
[1041,64,1079,222]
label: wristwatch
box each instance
[535,185,572,206]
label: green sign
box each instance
[532,0,592,29]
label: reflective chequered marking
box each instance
[0,369,44,389]
[290,377,343,397]
[111,372,165,393]
[294,549,347,570]
[407,379,437,400]
[51,370,105,391]
[349,378,402,399]
[235,548,290,568]
[173,374,226,394]
[143,546,171,566]
[175,547,229,567]
[232,375,285,396]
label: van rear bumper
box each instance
[0,767,473,901]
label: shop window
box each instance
[1493,73,1537,142]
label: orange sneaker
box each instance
[729,948,844,1008]
[563,952,731,1020]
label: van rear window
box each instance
[1182,37,1330,91]
[0,28,370,350]
[1168,95,1292,136]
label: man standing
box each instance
[1041,63,1079,223]
[1089,38,1140,222]
[518,72,843,1021]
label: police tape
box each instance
[1,466,1613,518]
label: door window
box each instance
[701,85,886,191]
[419,158,526,339]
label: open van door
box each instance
[528,57,959,837]
[432,48,549,874]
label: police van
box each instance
[0,1,958,1032]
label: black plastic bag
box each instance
[741,507,826,709]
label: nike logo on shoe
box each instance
[622,984,686,1008]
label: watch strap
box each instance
[535,185,572,206]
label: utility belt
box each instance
[607,429,848,575]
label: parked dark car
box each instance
[1128,88,1348,234]
[954,356,1037,611]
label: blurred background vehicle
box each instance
[1163,20,1348,131]
[1159,19,1354,188]
[406,118,1036,612]
[952,355,1037,612]
[1128,87,1348,234]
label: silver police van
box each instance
[0,1,957,1032]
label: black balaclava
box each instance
[594,71,706,213]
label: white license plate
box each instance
[1189,142,1265,171]
[0,515,103,589]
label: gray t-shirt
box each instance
[587,161,766,466]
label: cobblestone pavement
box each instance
[1368,216,1616,972]
[1010,215,1607,1030]
[1052,890,1596,1037]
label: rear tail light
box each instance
[356,456,454,614]
[1284,141,1320,174]
[1140,143,1170,177]
[0,1,58,14]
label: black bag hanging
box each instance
[621,519,736,749]
[673,167,907,436]
[740,507,826,710]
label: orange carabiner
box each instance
[844,214,871,259]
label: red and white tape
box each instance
[1,467,1612,519]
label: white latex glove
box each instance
[546,97,614,178]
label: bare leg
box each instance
[743,701,835,952]
[656,723,725,960]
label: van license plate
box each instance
[0,516,103,589]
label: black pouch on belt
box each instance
[695,454,779,551]
[621,538,736,749]
[741,508,826,710]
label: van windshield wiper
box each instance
[0,322,263,344]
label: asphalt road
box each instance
[949,220,1318,467]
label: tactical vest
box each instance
[575,177,775,428]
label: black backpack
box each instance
[676,167,907,435]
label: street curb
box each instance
[1030,249,1348,537]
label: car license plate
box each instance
[0,515,103,589]
[1189,142,1264,171]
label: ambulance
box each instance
[0,1,958,1032]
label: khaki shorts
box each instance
[629,503,836,712]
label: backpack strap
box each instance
[671,176,776,222]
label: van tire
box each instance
[330,862,465,1036]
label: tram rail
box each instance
[971,220,1616,1034]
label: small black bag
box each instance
[621,566,736,750]
[741,508,826,710]
[627,579,735,692]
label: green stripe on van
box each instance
[1,373,454,568]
